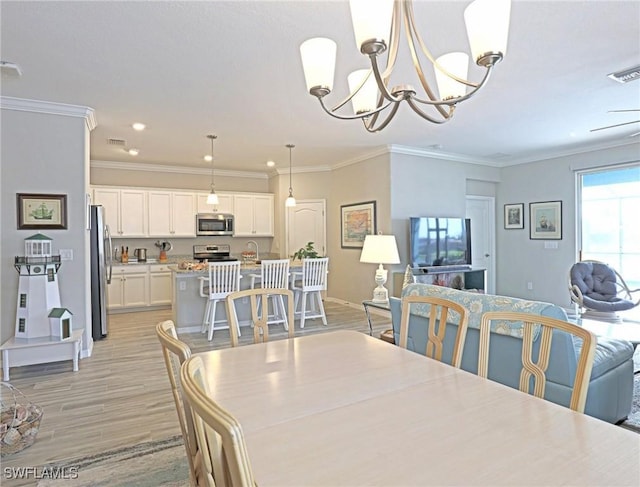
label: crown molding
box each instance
[388,144,503,167]
[90,160,268,179]
[0,96,96,131]
[274,165,331,176]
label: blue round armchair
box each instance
[569,260,640,322]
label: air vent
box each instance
[608,65,640,83]
[107,138,126,146]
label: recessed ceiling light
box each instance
[204,155,213,162]
[132,123,146,131]
[266,160,276,167]
[128,148,139,156]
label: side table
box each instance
[362,300,391,336]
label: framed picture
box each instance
[341,200,376,248]
[17,193,68,230]
[529,200,562,240]
[504,203,524,229]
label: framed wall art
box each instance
[529,200,562,240]
[17,193,68,230]
[504,203,524,229]
[340,200,376,248]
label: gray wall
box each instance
[1,108,92,349]
[496,143,640,306]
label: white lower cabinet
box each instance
[108,266,149,310]
[149,265,173,305]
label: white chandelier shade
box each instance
[300,0,511,132]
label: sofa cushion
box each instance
[578,336,634,379]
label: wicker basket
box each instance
[1,382,43,456]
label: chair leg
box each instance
[315,291,327,326]
[201,300,211,334]
[207,300,218,341]
[300,292,307,328]
[277,294,289,331]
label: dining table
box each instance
[195,330,640,486]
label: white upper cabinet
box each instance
[196,193,234,214]
[233,193,274,237]
[93,187,147,237]
[148,190,196,237]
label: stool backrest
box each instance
[207,261,242,299]
[260,259,290,289]
[301,257,329,291]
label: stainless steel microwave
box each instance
[196,213,234,236]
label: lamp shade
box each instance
[207,192,219,205]
[347,69,379,114]
[360,235,400,264]
[464,0,511,63]
[435,52,469,100]
[300,37,337,92]
[349,0,394,49]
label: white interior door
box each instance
[466,196,495,294]
[286,200,326,257]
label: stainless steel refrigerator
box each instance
[90,205,113,340]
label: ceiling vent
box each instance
[608,65,640,83]
[107,138,126,146]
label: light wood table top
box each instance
[195,330,640,486]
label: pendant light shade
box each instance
[206,134,219,205]
[285,144,296,207]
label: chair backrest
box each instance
[478,311,596,413]
[398,295,469,368]
[155,320,198,486]
[301,257,329,291]
[207,261,242,299]
[260,259,290,289]
[226,288,295,346]
[181,355,256,487]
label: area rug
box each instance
[36,436,189,487]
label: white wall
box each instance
[1,106,92,350]
[496,142,640,306]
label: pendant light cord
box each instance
[207,134,217,191]
[287,143,294,196]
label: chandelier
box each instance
[285,144,296,208]
[206,134,219,205]
[299,0,511,132]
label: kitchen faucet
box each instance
[247,240,259,261]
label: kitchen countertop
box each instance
[170,261,302,274]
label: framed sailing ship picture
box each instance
[17,193,68,230]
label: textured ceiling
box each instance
[1,0,639,175]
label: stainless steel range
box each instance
[193,244,237,262]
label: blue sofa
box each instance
[389,283,635,423]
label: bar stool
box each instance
[199,261,242,341]
[290,257,329,328]
[249,259,290,331]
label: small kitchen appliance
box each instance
[196,213,234,236]
[133,248,147,262]
[193,244,237,262]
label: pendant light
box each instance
[206,134,219,205]
[285,144,296,207]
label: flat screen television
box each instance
[409,217,472,268]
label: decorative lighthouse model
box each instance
[14,234,71,340]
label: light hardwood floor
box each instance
[1,300,391,471]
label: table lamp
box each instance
[360,234,400,303]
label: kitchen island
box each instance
[170,262,301,332]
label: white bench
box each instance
[0,329,84,381]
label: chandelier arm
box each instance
[370,55,404,103]
[405,1,478,89]
[362,102,402,133]
[317,96,395,121]
[405,97,454,124]
[379,2,402,82]
[411,65,494,106]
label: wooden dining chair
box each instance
[399,295,469,368]
[478,311,597,413]
[181,355,256,487]
[226,288,295,347]
[155,320,199,487]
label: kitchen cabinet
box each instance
[149,264,173,305]
[93,187,147,237]
[233,193,274,236]
[108,265,149,309]
[196,193,234,214]
[148,190,196,237]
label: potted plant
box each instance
[291,242,320,261]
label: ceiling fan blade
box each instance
[629,132,640,137]
[590,119,640,132]
[608,109,640,113]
